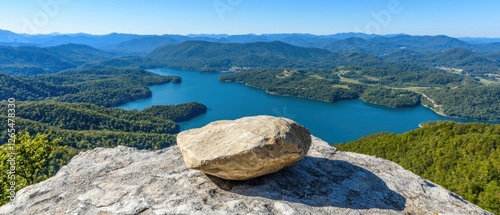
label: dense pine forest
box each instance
[337,122,500,214]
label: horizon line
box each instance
[2,28,499,39]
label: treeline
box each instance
[219,68,435,107]
[360,87,421,108]
[220,69,362,102]
[0,101,208,150]
[0,112,177,150]
[0,68,181,107]
[0,73,73,100]
[0,102,179,135]
[0,113,177,150]
[0,101,208,145]
[343,65,470,88]
[423,86,500,121]
[336,122,500,214]
[142,102,207,122]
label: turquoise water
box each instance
[118,68,481,144]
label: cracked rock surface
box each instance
[0,136,491,215]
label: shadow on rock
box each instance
[206,156,406,211]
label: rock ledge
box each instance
[0,136,491,215]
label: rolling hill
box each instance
[1,68,181,107]
[107,36,181,54]
[383,48,500,75]
[0,44,115,75]
[0,46,75,75]
[146,40,343,72]
[322,35,475,55]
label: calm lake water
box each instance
[118,68,481,144]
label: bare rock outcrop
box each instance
[0,135,491,215]
[177,116,311,180]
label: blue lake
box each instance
[118,68,481,144]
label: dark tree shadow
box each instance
[206,156,406,211]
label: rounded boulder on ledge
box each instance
[176,115,312,180]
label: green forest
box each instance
[0,101,208,148]
[0,68,181,107]
[142,103,207,122]
[220,67,499,120]
[220,69,361,102]
[360,87,421,108]
[337,122,500,214]
[423,86,500,120]
[0,132,65,204]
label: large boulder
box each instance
[176,115,312,180]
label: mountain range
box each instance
[1,33,498,77]
[1,29,499,56]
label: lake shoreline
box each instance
[222,78,499,123]
[119,68,497,144]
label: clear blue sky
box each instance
[0,0,499,37]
